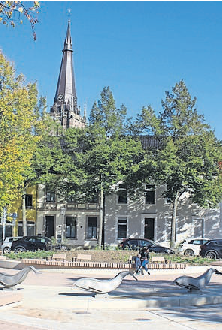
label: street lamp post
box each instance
[2,206,7,242]
[60,206,66,244]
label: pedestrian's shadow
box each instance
[59,292,94,297]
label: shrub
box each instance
[6,250,54,260]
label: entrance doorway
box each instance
[45,216,55,238]
[144,218,155,241]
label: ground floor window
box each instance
[66,216,77,238]
[87,217,97,239]
[18,221,35,236]
[0,224,12,239]
[118,217,127,239]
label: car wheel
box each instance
[15,246,26,253]
[205,251,218,259]
[3,247,10,254]
[184,249,194,257]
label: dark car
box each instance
[11,236,52,252]
[119,238,174,254]
[200,239,222,259]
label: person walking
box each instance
[135,253,142,275]
[140,247,150,275]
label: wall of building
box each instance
[37,184,100,247]
[104,185,222,247]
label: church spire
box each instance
[63,20,72,52]
[50,21,85,129]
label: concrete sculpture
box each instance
[174,268,222,291]
[0,266,39,289]
[74,271,138,296]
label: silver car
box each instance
[1,237,22,254]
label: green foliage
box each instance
[6,250,54,260]
[89,86,127,137]
[165,254,213,265]
[84,87,143,198]
[36,87,143,205]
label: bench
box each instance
[75,254,92,262]
[51,253,66,261]
[151,256,166,264]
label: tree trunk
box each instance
[98,181,104,248]
[170,191,179,248]
[22,189,27,236]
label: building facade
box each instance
[105,184,222,247]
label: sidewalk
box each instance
[1,266,222,329]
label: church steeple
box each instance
[50,21,85,129]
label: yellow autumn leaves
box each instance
[0,52,41,212]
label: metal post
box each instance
[2,206,7,242]
[60,207,66,245]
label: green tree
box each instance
[0,1,39,40]
[131,80,222,248]
[85,87,143,246]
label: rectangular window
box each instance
[66,216,77,238]
[25,194,33,208]
[145,184,155,204]
[46,186,56,202]
[117,184,127,204]
[87,217,97,239]
[118,217,127,239]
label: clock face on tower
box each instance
[57,94,64,102]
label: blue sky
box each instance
[1,1,222,139]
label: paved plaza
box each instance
[0,266,222,329]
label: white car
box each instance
[179,237,209,256]
[1,236,22,254]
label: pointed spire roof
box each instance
[63,20,72,52]
[54,20,77,113]
[50,21,85,129]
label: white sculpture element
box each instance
[174,268,222,291]
[74,271,137,295]
[0,266,40,288]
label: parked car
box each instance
[119,238,175,254]
[1,236,22,254]
[11,236,52,252]
[179,237,209,256]
[200,239,222,259]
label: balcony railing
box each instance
[37,201,100,211]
